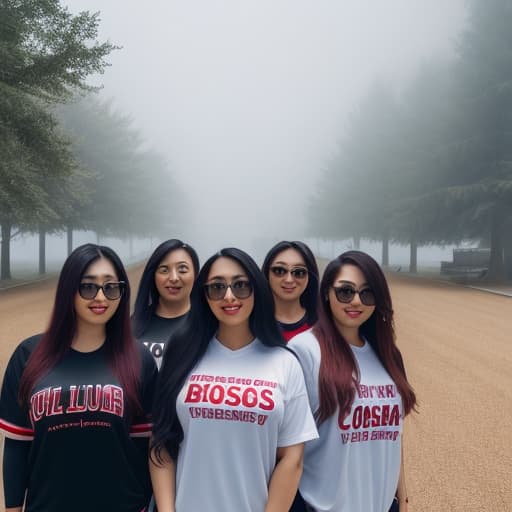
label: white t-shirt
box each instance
[175,337,318,512]
[289,330,403,512]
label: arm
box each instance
[3,437,30,511]
[149,443,176,512]
[396,441,409,511]
[265,443,304,512]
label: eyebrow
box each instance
[274,261,307,267]
[81,273,117,280]
[335,280,369,287]
[159,261,190,267]
[208,273,247,281]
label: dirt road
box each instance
[0,268,510,511]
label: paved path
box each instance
[0,268,511,510]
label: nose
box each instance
[95,287,107,301]
[168,268,179,281]
[283,270,294,282]
[224,286,236,301]
[350,291,362,305]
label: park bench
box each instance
[440,248,490,278]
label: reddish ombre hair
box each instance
[19,244,142,414]
[313,250,417,424]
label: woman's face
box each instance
[328,263,376,334]
[154,248,195,304]
[205,257,254,328]
[74,257,122,330]
[268,248,309,303]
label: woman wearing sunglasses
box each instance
[150,247,318,511]
[262,241,319,342]
[0,244,157,512]
[289,251,416,512]
[132,239,200,369]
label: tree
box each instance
[55,95,182,242]
[0,0,117,279]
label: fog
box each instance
[13,1,470,267]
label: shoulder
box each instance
[288,329,319,355]
[137,342,157,369]
[288,330,321,370]
[8,334,43,366]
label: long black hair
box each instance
[151,248,285,462]
[132,239,199,337]
[262,240,319,325]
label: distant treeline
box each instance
[309,0,512,280]
[0,1,182,279]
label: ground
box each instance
[0,265,510,511]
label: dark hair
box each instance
[132,239,199,338]
[19,244,142,413]
[151,247,285,462]
[261,240,319,325]
[313,250,417,424]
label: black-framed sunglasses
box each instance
[78,281,125,300]
[204,280,253,301]
[270,266,308,279]
[332,285,375,306]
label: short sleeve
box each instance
[0,338,37,441]
[277,354,318,447]
[130,344,158,438]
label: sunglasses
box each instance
[270,266,308,279]
[78,281,125,300]
[332,285,375,306]
[204,280,253,301]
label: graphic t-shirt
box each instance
[0,335,158,512]
[277,314,312,342]
[289,331,403,512]
[137,313,187,369]
[175,337,318,512]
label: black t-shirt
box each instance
[0,334,158,512]
[137,313,187,368]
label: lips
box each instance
[344,310,362,319]
[222,305,241,315]
[165,286,182,294]
[89,306,108,315]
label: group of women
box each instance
[0,238,416,512]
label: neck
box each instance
[72,324,107,352]
[156,299,190,319]
[216,323,254,351]
[273,297,306,324]
[336,323,365,347]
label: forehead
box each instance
[82,257,118,279]
[333,264,367,285]
[208,257,247,279]
[272,248,306,266]
[158,248,193,266]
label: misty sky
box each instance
[63,0,467,255]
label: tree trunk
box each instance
[486,205,506,281]
[353,236,360,250]
[39,228,46,275]
[409,239,417,274]
[382,235,389,267]
[67,227,73,256]
[504,234,512,280]
[1,223,12,280]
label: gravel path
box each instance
[0,267,510,510]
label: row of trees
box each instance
[309,0,512,279]
[1,1,181,279]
